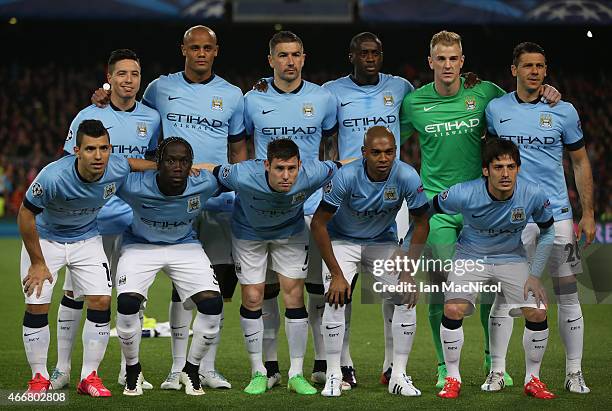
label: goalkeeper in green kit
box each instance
[399,31,561,388]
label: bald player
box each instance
[92,25,246,390]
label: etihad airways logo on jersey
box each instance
[424,118,480,136]
[141,217,194,228]
[112,144,150,156]
[55,206,104,216]
[350,203,401,218]
[262,126,318,136]
[342,115,397,128]
[499,135,557,146]
[166,113,223,129]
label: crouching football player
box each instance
[432,138,556,399]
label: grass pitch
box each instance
[0,238,610,410]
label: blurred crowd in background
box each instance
[0,58,609,221]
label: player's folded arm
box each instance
[322,122,339,138]
[228,130,247,143]
[564,138,585,151]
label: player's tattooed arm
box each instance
[18,205,53,298]
[127,158,157,172]
[569,147,595,246]
[461,72,481,89]
[311,205,351,308]
[539,84,561,106]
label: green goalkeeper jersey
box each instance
[399,77,505,195]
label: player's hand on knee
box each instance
[23,263,53,298]
[577,215,596,247]
[91,85,111,108]
[252,78,268,92]
[524,275,547,309]
[462,72,481,89]
[326,273,351,308]
[539,84,561,106]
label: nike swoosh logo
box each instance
[65,197,79,201]
[171,325,187,330]
[58,319,75,323]
[203,335,215,340]
[351,194,366,198]
[567,316,583,323]
[95,322,110,328]
[499,118,511,123]
[244,331,260,338]
[570,262,580,268]
[489,316,507,319]
[24,330,42,337]
[472,213,487,218]
[106,126,114,130]
[532,337,548,342]
[423,105,439,112]
[168,96,181,100]
[316,305,325,310]
[340,101,352,107]
[142,204,158,209]
[118,333,138,341]
[326,325,342,330]
[262,109,275,114]
[400,323,416,327]
[443,339,460,344]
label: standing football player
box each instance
[485,42,594,394]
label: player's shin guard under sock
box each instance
[285,307,308,378]
[56,296,83,372]
[200,306,223,374]
[429,303,445,365]
[480,303,492,353]
[523,318,549,385]
[391,305,416,379]
[557,294,584,374]
[322,305,345,378]
[120,309,144,375]
[440,315,464,382]
[262,298,280,363]
[240,306,266,375]
[188,312,221,365]
[81,309,110,380]
[382,301,394,370]
[341,302,353,367]
[307,293,326,362]
[169,301,192,373]
[23,312,50,378]
[489,302,514,372]
[116,312,141,366]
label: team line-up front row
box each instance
[17,27,595,401]
[20,125,588,400]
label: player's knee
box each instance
[443,302,466,320]
[117,293,143,315]
[25,304,50,315]
[305,282,324,295]
[171,284,181,302]
[282,284,304,308]
[523,307,547,323]
[263,282,280,300]
[86,295,111,311]
[192,291,223,315]
[242,287,264,310]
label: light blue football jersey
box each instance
[143,72,245,212]
[486,92,583,221]
[322,159,428,244]
[64,102,161,236]
[24,155,131,243]
[215,159,338,241]
[323,73,414,160]
[117,171,219,245]
[243,79,338,215]
[433,176,553,262]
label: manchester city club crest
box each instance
[324,181,333,194]
[302,103,314,117]
[465,97,476,111]
[292,192,306,204]
[187,196,201,213]
[222,166,230,179]
[66,129,73,142]
[539,113,553,128]
[103,182,116,199]
[510,207,526,223]
[383,92,394,106]
[384,187,398,201]
[136,122,147,137]
[440,189,449,201]
[211,96,223,111]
